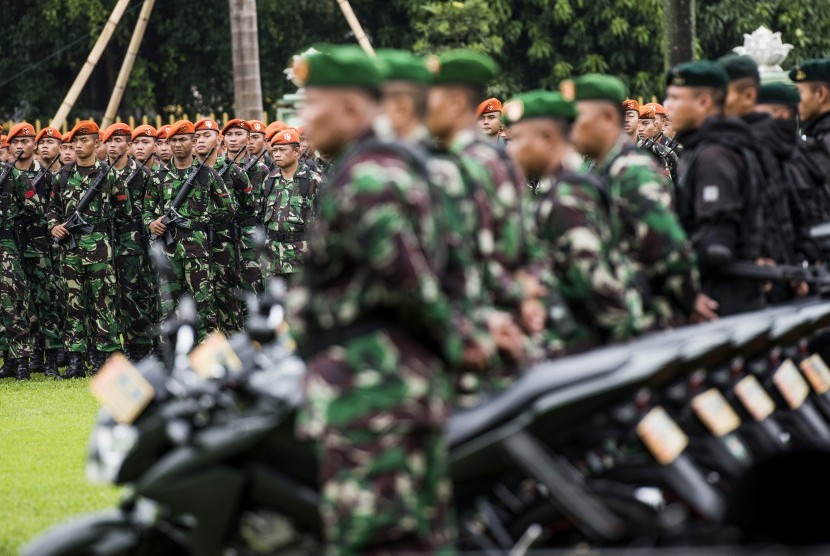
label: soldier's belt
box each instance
[173,222,208,234]
[24,225,49,239]
[74,223,109,235]
[267,230,307,243]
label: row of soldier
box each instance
[0,116,326,380]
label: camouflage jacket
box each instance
[213,155,249,227]
[242,154,270,195]
[595,135,699,328]
[113,158,153,255]
[1,165,41,237]
[48,160,131,262]
[259,162,322,234]
[143,158,235,258]
[19,159,55,256]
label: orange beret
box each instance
[643,102,668,116]
[157,125,172,140]
[265,121,288,141]
[638,106,656,119]
[221,118,251,134]
[68,120,100,142]
[247,120,267,134]
[35,126,61,143]
[168,120,195,138]
[193,118,220,133]
[270,128,301,146]
[101,122,132,143]
[131,124,157,141]
[61,132,72,144]
[7,122,36,142]
[622,98,640,113]
[476,98,502,118]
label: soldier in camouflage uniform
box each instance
[59,132,76,166]
[146,120,234,343]
[260,128,321,278]
[103,123,157,361]
[503,90,640,357]
[36,126,63,172]
[246,119,273,170]
[286,46,460,555]
[569,74,700,329]
[154,125,173,169]
[49,120,130,378]
[0,159,39,380]
[222,119,264,296]
[636,104,679,183]
[7,122,65,377]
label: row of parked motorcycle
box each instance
[24,241,830,555]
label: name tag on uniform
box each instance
[702,185,719,203]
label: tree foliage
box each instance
[0,0,828,123]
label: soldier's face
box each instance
[248,132,265,155]
[95,140,108,161]
[637,118,659,140]
[796,83,821,123]
[132,137,156,163]
[662,120,676,139]
[169,135,194,159]
[10,137,35,161]
[60,143,76,164]
[224,128,248,153]
[73,135,98,161]
[271,144,300,169]
[38,138,60,162]
[505,120,555,178]
[572,101,613,160]
[663,86,704,133]
[106,136,129,160]
[299,88,349,156]
[478,112,501,136]
[624,110,639,135]
[156,139,173,161]
[426,86,459,141]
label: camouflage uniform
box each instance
[0,166,38,370]
[113,158,157,357]
[595,136,699,329]
[238,154,270,294]
[48,161,129,355]
[143,160,234,342]
[259,162,321,277]
[289,134,461,554]
[19,161,65,365]
[211,156,245,333]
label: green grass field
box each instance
[0,374,121,555]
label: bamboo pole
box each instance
[51,0,131,129]
[102,0,156,128]
[335,0,375,57]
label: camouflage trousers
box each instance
[116,252,157,346]
[22,250,65,351]
[211,240,244,334]
[0,241,34,359]
[239,227,263,295]
[297,330,457,554]
[62,254,121,353]
[160,254,216,344]
[262,238,307,278]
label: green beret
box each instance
[502,90,577,125]
[666,60,729,88]
[429,49,499,87]
[289,45,381,89]
[789,59,830,83]
[375,49,432,84]
[758,82,801,106]
[717,54,760,82]
[563,74,627,104]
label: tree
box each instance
[229,0,264,120]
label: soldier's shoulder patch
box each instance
[702,184,719,203]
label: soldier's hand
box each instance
[149,218,167,236]
[488,311,525,361]
[50,224,68,239]
[461,343,490,374]
[756,257,776,294]
[516,270,548,299]
[690,293,719,323]
[519,297,546,334]
[790,281,810,297]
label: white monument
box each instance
[732,25,794,84]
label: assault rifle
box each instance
[60,154,123,249]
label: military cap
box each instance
[193,119,220,134]
[131,124,157,142]
[61,132,72,144]
[270,127,301,146]
[564,74,627,104]
[639,105,656,119]
[167,120,195,138]
[157,125,172,140]
[428,49,499,87]
[717,54,760,82]
[289,45,381,89]
[643,102,668,116]
[101,122,132,143]
[502,89,577,125]
[789,59,830,83]
[265,121,289,141]
[758,82,801,106]
[666,60,729,88]
[376,49,432,84]
[476,98,503,118]
[6,122,36,142]
[247,120,267,135]
[35,126,61,143]
[622,98,640,113]
[221,118,251,134]
[67,120,100,142]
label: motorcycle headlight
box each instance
[86,421,139,485]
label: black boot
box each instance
[44,349,59,378]
[16,357,31,381]
[125,343,150,362]
[56,348,67,368]
[29,350,45,374]
[88,349,108,376]
[59,354,86,379]
[0,351,13,379]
